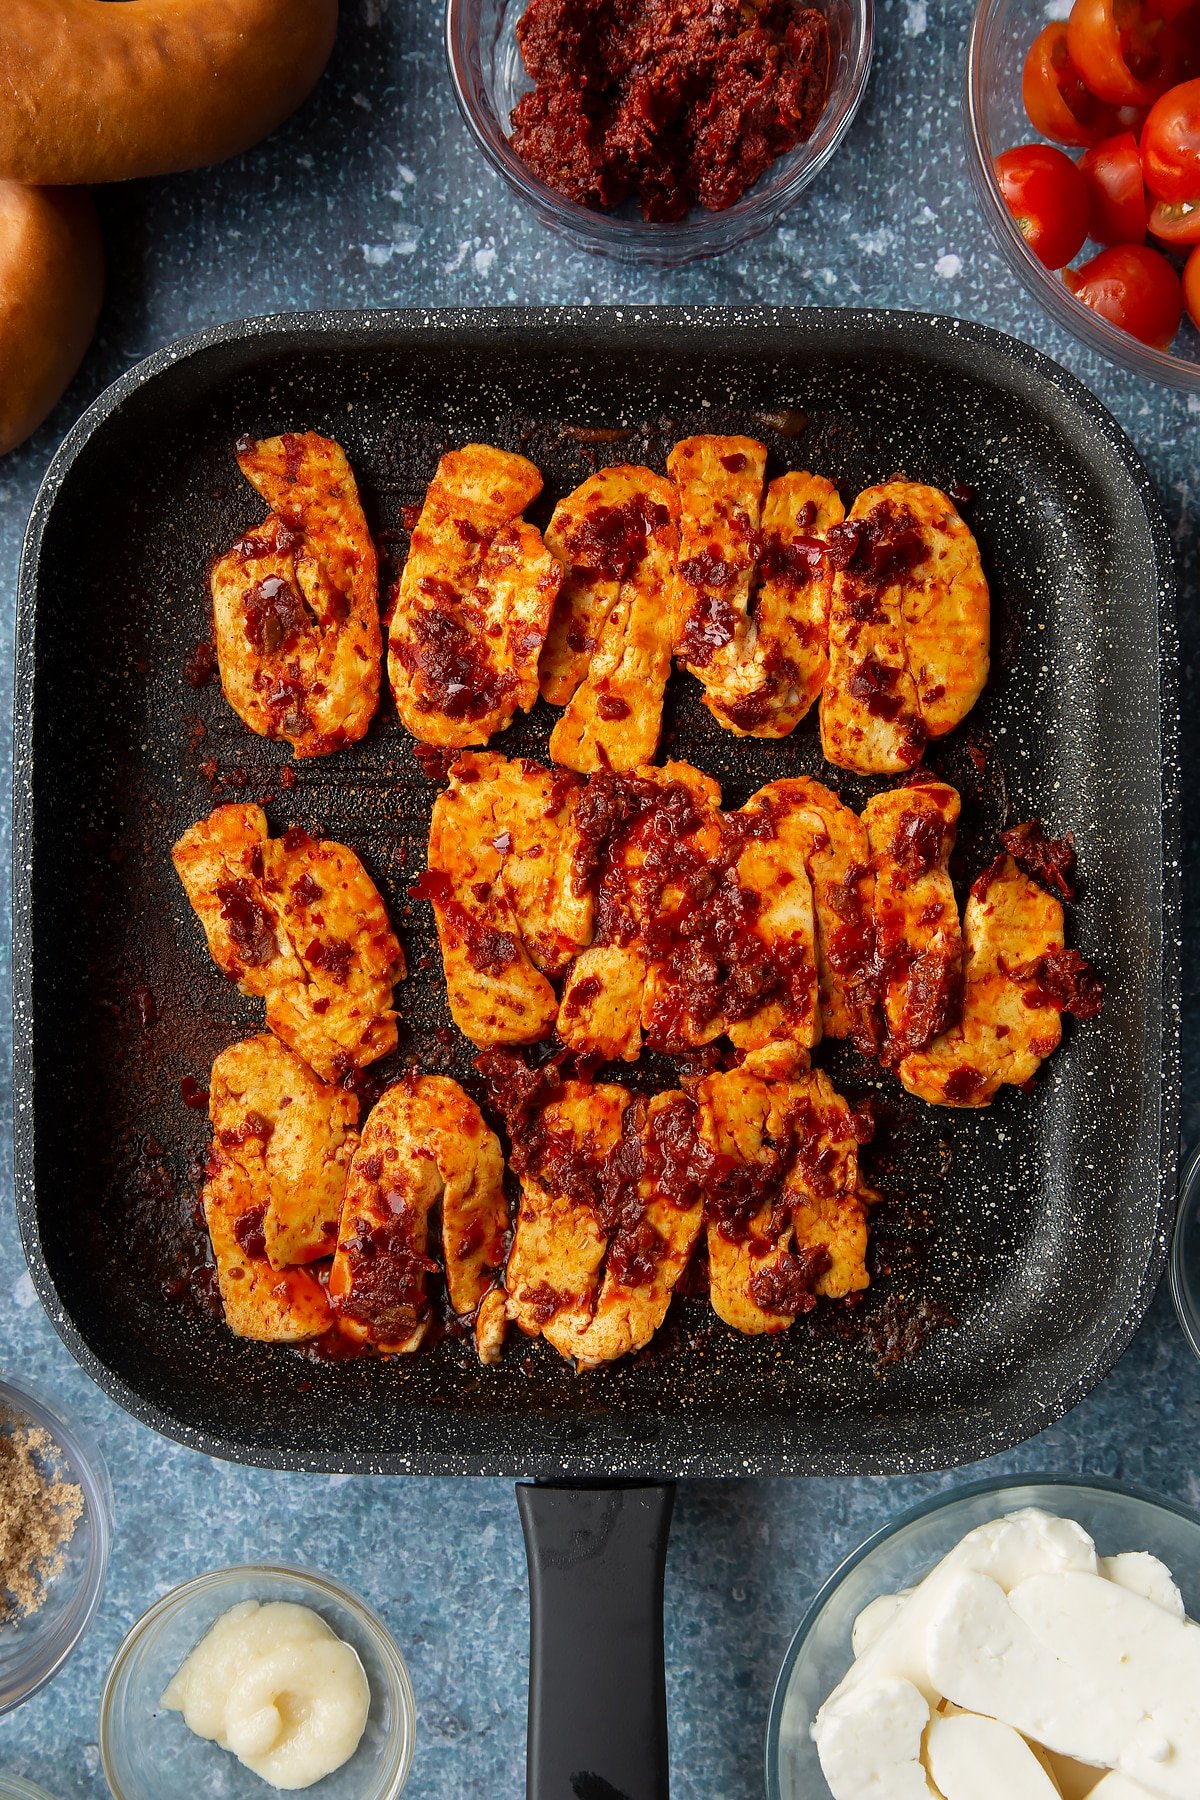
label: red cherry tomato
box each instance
[1183,243,1200,327]
[995,144,1091,267]
[1063,242,1184,343]
[1140,78,1200,199]
[1067,0,1181,108]
[1080,131,1147,240]
[1147,196,1200,239]
[1022,22,1132,144]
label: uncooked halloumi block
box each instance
[925,1710,1066,1800]
[926,1569,1200,1800]
[813,1676,937,1800]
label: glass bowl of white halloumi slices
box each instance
[767,1476,1200,1800]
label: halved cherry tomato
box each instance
[1080,131,1147,240]
[1148,196,1200,239]
[1141,78,1200,199]
[1067,0,1181,108]
[995,144,1091,267]
[1022,22,1131,144]
[1183,243,1200,327]
[1063,242,1184,343]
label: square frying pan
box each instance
[12,308,1179,1486]
[12,308,1180,1797]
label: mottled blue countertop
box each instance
[1,3,1198,1796]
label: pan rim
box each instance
[10,305,1181,1477]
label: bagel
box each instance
[0,183,103,457]
[0,0,339,186]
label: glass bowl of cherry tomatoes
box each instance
[966,0,1199,389]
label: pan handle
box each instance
[517,1481,675,1800]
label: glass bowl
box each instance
[766,1472,1200,1800]
[965,0,1199,391]
[100,1565,416,1800]
[1171,1140,1200,1362]
[0,1376,112,1716]
[0,1780,61,1799]
[445,0,874,264]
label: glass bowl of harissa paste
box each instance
[446,0,874,263]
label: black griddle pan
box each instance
[13,308,1179,1481]
[13,308,1180,1799]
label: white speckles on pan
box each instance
[11,307,1180,1479]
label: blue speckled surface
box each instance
[0,3,1197,1795]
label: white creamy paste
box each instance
[162,1598,371,1790]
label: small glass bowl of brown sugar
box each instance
[0,1376,112,1713]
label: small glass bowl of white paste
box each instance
[766,1474,1200,1800]
[100,1565,415,1798]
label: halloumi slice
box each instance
[821,482,989,774]
[207,1033,359,1272]
[210,432,381,758]
[558,761,723,1062]
[504,1080,627,1341]
[862,779,962,1064]
[540,465,680,772]
[330,1076,507,1355]
[899,853,1064,1107]
[173,804,405,1080]
[700,1063,870,1335]
[713,471,844,735]
[388,444,559,747]
[422,752,592,1047]
[736,777,874,1047]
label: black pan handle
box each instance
[517,1481,675,1800]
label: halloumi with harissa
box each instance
[329,1076,507,1355]
[202,1034,351,1342]
[899,853,1068,1107]
[209,432,381,758]
[820,481,989,774]
[699,1057,872,1336]
[486,1059,705,1370]
[862,779,963,1065]
[539,464,680,772]
[421,752,593,1047]
[734,776,874,1050]
[207,1033,359,1272]
[557,761,724,1062]
[670,436,843,736]
[172,803,405,1081]
[387,444,561,748]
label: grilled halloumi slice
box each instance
[670,432,765,696]
[821,482,989,774]
[671,439,843,736]
[207,1034,359,1272]
[899,853,1064,1107]
[736,778,874,1046]
[210,432,381,758]
[540,466,680,773]
[330,1077,507,1354]
[204,1179,332,1343]
[505,1081,625,1342]
[558,762,724,1061]
[699,1063,871,1335]
[862,780,962,1063]
[505,1084,704,1369]
[172,804,405,1080]
[387,445,560,748]
[203,1033,348,1341]
[423,752,592,1047]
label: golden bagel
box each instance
[0,0,339,185]
[0,183,103,457]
